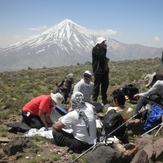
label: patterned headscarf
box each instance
[71,92,86,110]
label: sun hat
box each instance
[83,70,92,76]
[50,92,64,105]
[96,37,106,45]
[144,72,156,88]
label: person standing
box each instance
[92,37,110,105]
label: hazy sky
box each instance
[0,0,163,48]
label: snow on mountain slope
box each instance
[0,19,162,72]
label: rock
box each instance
[134,135,156,149]
[131,136,163,162]
[113,143,138,163]
[131,150,149,163]
[2,137,30,156]
[86,145,121,163]
[0,137,11,143]
[153,138,163,160]
[126,119,144,135]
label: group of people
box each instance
[21,37,110,153]
[20,36,163,153]
[56,36,110,106]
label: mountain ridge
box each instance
[0,19,162,72]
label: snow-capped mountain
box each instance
[0,19,162,72]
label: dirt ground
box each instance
[0,114,80,163]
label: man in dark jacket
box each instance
[92,37,109,105]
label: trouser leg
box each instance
[22,112,44,129]
[134,96,149,114]
[52,129,92,152]
[92,73,102,101]
[101,71,109,101]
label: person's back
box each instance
[62,102,96,144]
[52,91,96,153]
[107,89,133,120]
[22,95,52,115]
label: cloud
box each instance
[85,29,118,36]
[0,35,34,47]
[28,25,48,31]
[153,36,159,43]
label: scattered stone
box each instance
[0,137,11,143]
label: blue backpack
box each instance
[144,105,163,131]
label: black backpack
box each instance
[122,84,139,104]
[102,109,126,142]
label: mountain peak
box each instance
[61,19,75,24]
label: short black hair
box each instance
[111,89,125,105]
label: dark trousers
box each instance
[52,129,92,153]
[92,71,109,101]
[22,111,44,129]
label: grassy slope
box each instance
[0,57,162,162]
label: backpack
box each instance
[122,84,139,104]
[143,104,163,131]
[102,109,126,142]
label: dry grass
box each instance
[0,57,162,162]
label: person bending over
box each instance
[133,72,163,115]
[22,93,64,130]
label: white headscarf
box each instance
[71,92,86,110]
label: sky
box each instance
[0,0,163,48]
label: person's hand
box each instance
[68,107,73,112]
[103,43,107,49]
[133,94,139,100]
[44,127,49,131]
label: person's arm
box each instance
[52,121,65,130]
[139,81,161,97]
[46,114,53,126]
[92,46,107,59]
[38,109,48,129]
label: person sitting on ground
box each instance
[133,72,163,116]
[22,93,64,130]
[56,73,74,103]
[73,70,103,113]
[52,91,96,153]
[106,89,133,120]
[73,70,93,102]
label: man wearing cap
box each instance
[92,37,110,105]
[22,92,64,129]
[133,72,163,115]
[52,92,96,153]
[73,70,94,102]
